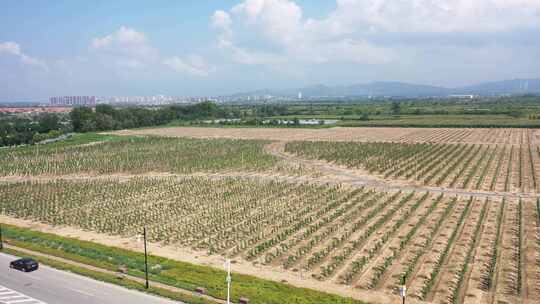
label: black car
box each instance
[10,258,39,272]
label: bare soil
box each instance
[110,127,540,145]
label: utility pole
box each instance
[225,259,231,304]
[0,224,4,250]
[400,275,407,304]
[143,227,149,289]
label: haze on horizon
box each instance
[1,0,540,101]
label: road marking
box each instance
[0,285,46,304]
[0,291,17,296]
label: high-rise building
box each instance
[49,96,96,106]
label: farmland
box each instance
[1,127,539,304]
[114,126,540,145]
[1,178,539,303]
[285,139,540,193]
[0,136,280,176]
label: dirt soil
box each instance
[109,127,540,145]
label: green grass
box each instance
[1,224,366,304]
[340,114,540,128]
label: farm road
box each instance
[263,141,540,200]
[0,171,536,201]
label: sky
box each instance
[1,0,540,101]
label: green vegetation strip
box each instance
[1,224,365,304]
[338,114,540,128]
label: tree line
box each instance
[70,101,225,132]
[0,113,65,147]
[1,102,227,147]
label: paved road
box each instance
[0,252,180,304]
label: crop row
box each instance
[285,141,540,193]
[418,197,474,300]
[0,136,280,175]
[480,198,505,291]
[396,128,535,145]
[366,193,442,289]
[1,178,538,302]
[448,199,487,304]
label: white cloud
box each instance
[211,10,232,31]
[211,0,540,71]
[0,41,48,70]
[232,0,302,45]
[91,26,214,76]
[329,0,540,33]
[91,35,112,49]
[91,26,147,49]
[91,26,158,67]
[212,0,394,67]
[163,55,215,77]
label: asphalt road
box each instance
[0,252,181,304]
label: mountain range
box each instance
[231,78,540,98]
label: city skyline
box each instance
[1,0,540,101]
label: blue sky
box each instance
[1,0,540,101]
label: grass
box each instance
[1,224,366,304]
[340,114,540,128]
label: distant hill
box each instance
[459,79,540,95]
[231,78,540,98]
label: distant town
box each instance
[45,94,302,107]
[0,78,538,113]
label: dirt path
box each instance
[263,141,540,200]
[1,169,538,201]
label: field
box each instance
[1,127,539,304]
[114,126,540,145]
[285,140,540,193]
[338,114,540,128]
[0,136,278,176]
